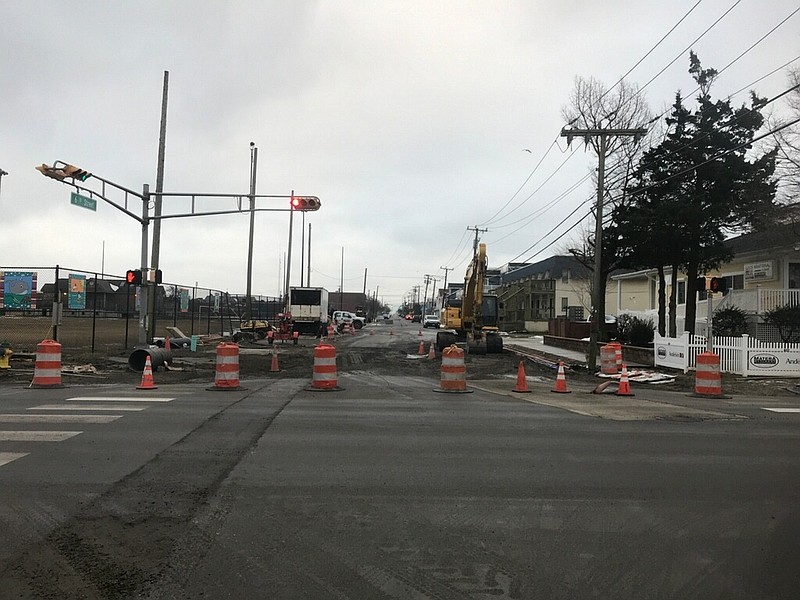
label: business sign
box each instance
[654,333,689,372]
[180,288,190,313]
[744,261,774,283]
[747,350,800,375]
[68,274,86,309]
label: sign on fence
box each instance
[655,333,800,378]
[654,333,689,371]
[747,349,800,375]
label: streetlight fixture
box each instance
[0,168,7,200]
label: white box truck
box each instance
[288,287,329,335]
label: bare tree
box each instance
[771,66,800,202]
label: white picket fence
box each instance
[654,333,800,377]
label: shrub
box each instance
[712,306,749,337]
[615,313,634,342]
[763,303,800,343]
[628,316,655,347]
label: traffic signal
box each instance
[126,269,142,285]
[61,164,92,181]
[154,269,162,284]
[36,162,92,181]
[290,195,321,211]
[695,277,706,291]
[709,277,728,294]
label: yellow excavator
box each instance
[436,243,503,354]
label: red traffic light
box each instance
[290,195,321,211]
[126,269,142,285]
[709,277,728,294]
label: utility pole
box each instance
[467,226,488,255]
[307,222,312,287]
[422,275,432,318]
[561,126,646,370]
[440,266,453,310]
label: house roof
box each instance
[501,255,591,285]
[723,222,800,255]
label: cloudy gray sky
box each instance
[2,0,797,308]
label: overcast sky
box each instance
[2,1,797,308]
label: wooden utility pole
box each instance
[467,226,488,255]
[560,127,646,370]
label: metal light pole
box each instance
[284,190,295,312]
[0,168,7,200]
[245,142,258,320]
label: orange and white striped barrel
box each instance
[310,343,338,390]
[610,341,623,371]
[436,345,471,393]
[31,339,63,388]
[694,352,723,397]
[211,342,240,390]
[326,323,335,340]
[600,344,617,375]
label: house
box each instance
[497,255,592,333]
[610,222,800,337]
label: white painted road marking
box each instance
[0,452,29,467]
[762,408,800,413]
[0,431,82,442]
[67,396,176,403]
[29,404,147,411]
[0,414,122,424]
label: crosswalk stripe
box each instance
[29,404,146,412]
[67,396,175,403]
[0,452,29,467]
[0,414,122,424]
[762,408,800,413]
[0,431,82,442]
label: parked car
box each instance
[423,314,441,328]
[411,314,422,323]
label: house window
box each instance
[562,269,570,284]
[789,263,800,289]
[561,297,569,312]
[726,274,744,290]
[677,281,686,305]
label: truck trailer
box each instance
[288,287,329,335]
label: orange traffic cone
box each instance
[551,361,571,394]
[390,330,394,336]
[513,360,530,393]
[427,343,435,360]
[136,355,158,390]
[616,363,635,396]
[418,341,426,355]
[418,329,423,336]
[270,351,281,373]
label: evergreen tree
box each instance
[621,53,777,335]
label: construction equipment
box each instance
[232,319,273,343]
[267,312,299,345]
[436,243,503,354]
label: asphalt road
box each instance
[0,361,798,599]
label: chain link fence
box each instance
[0,266,281,353]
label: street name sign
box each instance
[70,192,97,211]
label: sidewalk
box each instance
[504,335,649,368]
[504,334,587,364]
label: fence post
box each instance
[682,332,689,374]
[741,334,749,378]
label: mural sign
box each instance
[0,271,37,310]
[68,274,87,309]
